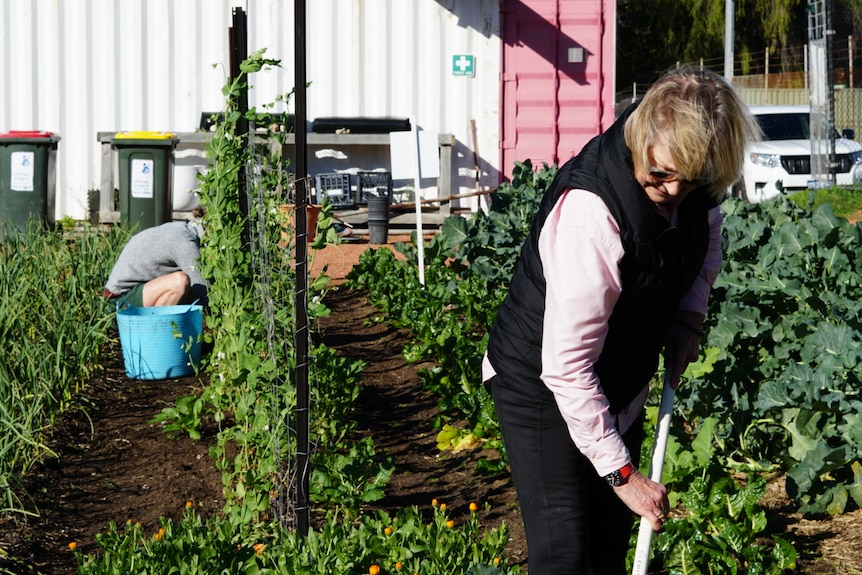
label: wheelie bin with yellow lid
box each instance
[112,131,177,231]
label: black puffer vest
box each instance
[487,106,716,413]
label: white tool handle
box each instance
[632,371,675,575]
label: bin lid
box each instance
[114,131,175,140]
[0,130,60,142]
[112,131,177,148]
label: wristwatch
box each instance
[604,462,636,487]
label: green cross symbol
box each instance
[452,55,475,77]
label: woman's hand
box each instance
[613,469,669,531]
[664,310,705,389]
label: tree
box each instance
[616,0,808,88]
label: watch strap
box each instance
[604,462,636,486]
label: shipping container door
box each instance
[500,0,615,179]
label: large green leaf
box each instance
[781,408,828,462]
[837,411,862,451]
[786,441,853,497]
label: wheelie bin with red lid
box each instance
[0,130,61,239]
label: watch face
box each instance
[605,470,623,486]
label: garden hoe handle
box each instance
[631,370,676,575]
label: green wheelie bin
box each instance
[0,130,61,240]
[112,131,177,231]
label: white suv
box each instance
[732,105,862,202]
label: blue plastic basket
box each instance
[117,303,203,380]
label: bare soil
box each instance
[0,235,859,574]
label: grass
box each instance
[788,186,862,221]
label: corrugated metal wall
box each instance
[0,0,501,220]
[500,0,615,178]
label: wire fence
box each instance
[244,141,314,533]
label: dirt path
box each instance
[313,286,528,569]
[0,348,223,575]
[309,234,414,284]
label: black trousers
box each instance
[491,375,644,575]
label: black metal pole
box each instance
[827,0,837,183]
[230,7,251,250]
[293,0,311,538]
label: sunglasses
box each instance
[647,167,710,188]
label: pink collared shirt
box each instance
[484,188,722,476]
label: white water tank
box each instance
[173,149,207,212]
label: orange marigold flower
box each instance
[253,543,266,556]
[493,557,501,565]
[154,532,162,540]
[68,542,77,551]
[431,498,438,508]
[446,519,455,528]
[186,501,193,508]
[395,561,403,570]
[439,503,447,511]
[384,526,393,536]
[369,565,381,575]
[469,502,479,512]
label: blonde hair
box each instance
[624,64,760,200]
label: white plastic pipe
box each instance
[410,117,426,286]
[632,371,676,575]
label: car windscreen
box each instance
[756,113,810,141]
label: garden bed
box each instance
[0,237,860,574]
